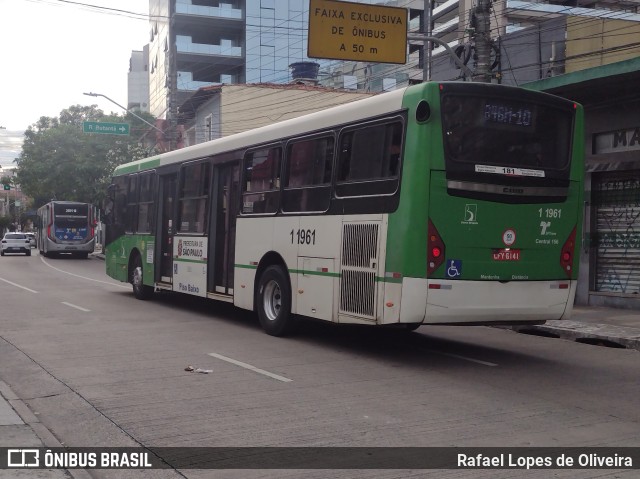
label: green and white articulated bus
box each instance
[104,82,584,336]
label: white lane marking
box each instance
[0,277,38,294]
[40,257,130,289]
[429,350,498,367]
[61,302,91,312]
[208,353,293,382]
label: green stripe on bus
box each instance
[235,263,258,270]
[116,158,161,175]
[234,264,399,282]
[289,269,341,278]
[174,257,207,264]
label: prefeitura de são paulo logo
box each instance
[177,239,183,257]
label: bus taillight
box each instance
[427,219,446,276]
[560,226,577,277]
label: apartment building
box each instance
[147,0,426,120]
[128,46,150,112]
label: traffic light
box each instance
[2,184,9,191]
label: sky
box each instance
[0,0,150,168]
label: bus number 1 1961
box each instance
[290,229,316,245]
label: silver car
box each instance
[25,232,36,248]
[1,233,32,256]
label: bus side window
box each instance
[282,135,334,213]
[242,146,282,214]
[336,120,403,197]
[137,172,156,234]
[113,176,128,226]
[125,174,139,233]
[178,162,210,233]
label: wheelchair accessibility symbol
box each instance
[446,259,462,278]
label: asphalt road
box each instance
[0,250,638,479]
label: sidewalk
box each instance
[510,305,640,352]
[0,380,90,478]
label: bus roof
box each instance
[114,86,409,175]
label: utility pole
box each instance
[168,8,178,151]
[423,0,431,82]
[472,0,493,83]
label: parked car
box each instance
[24,232,36,248]
[1,233,31,256]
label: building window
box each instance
[205,115,213,142]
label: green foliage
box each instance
[0,215,11,231]
[15,105,156,209]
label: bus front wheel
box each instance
[257,265,295,337]
[131,256,154,300]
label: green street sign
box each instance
[83,121,130,136]
[2,184,9,190]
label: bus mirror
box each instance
[106,183,116,200]
[103,198,114,225]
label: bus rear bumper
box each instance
[420,279,576,325]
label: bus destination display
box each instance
[483,101,533,127]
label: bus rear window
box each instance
[441,95,572,172]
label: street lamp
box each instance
[83,92,165,135]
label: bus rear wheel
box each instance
[131,256,154,300]
[257,265,295,337]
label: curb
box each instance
[0,380,92,479]
[508,320,640,351]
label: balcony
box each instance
[177,72,221,91]
[432,16,459,35]
[506,1,640,22]
[175,0,242,20]
[176,35,242,57]
[432,0,459,22]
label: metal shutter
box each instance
[593,171,640,294]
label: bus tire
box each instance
[26,250,31,257]
[256,265,295,337]
[405,323,421,331]
[131,255,154,300]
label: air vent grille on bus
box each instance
[341,223,379,268]
[339,223,380,319]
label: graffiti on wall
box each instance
[593,175,640,294]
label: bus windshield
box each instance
[441,94,573,173]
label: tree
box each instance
[0,215,11,235]
[14,105,156,209]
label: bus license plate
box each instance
[492,249,520,261]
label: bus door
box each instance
[158,173,177,283]
[208,163,240,296]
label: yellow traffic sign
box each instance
[308,0,407,64]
